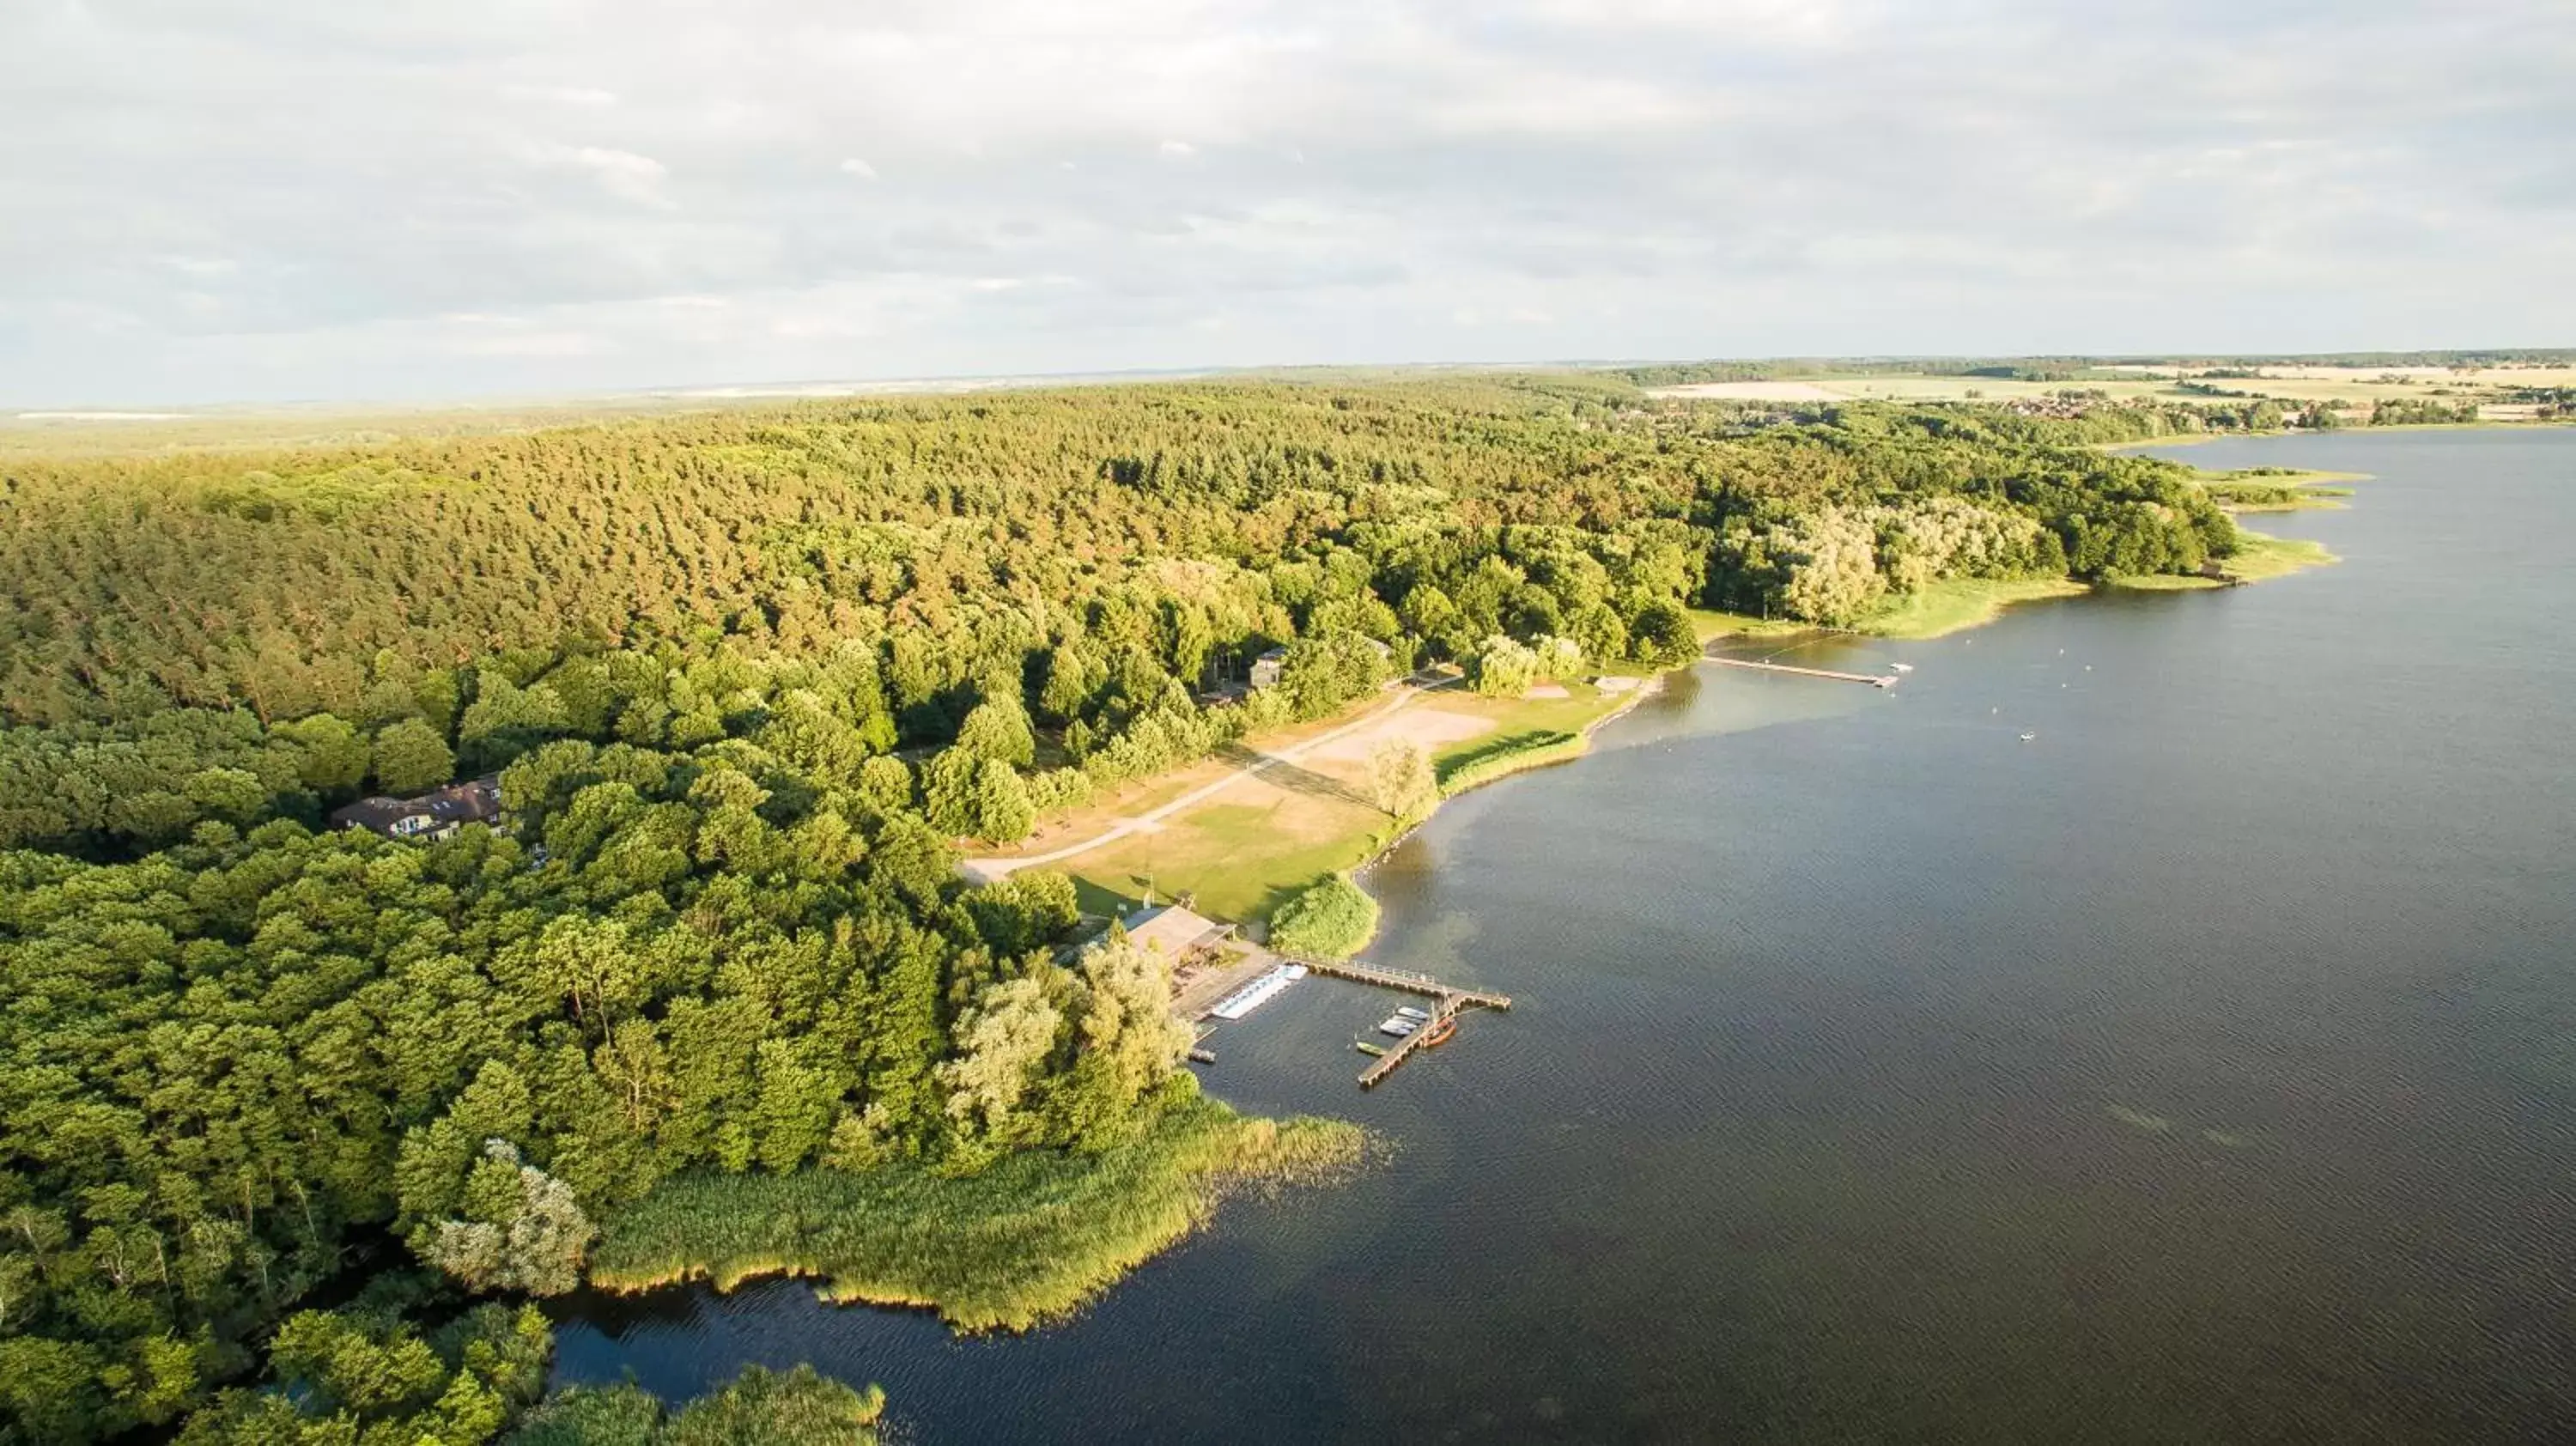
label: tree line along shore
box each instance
[0,370,2415,1443]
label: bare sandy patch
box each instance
[1645,380,1844,402]
[1525,683,1571,699]
[1299,702,1495,769]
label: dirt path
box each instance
[961,676,1458,884]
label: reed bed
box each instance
[586,1101,1364,1332]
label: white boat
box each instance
[1378,1017,1418,1036]
[1394,1006,1429,1021]
[2020,732,2037,742]
[1891,662,1914,673]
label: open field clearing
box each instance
[1645,367,2576,414]
[984,680,1642,924]
[1644,380,1846,401]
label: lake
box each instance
[553,428,2576,1443]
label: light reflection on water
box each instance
[554,430,2576,1443]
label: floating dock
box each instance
[1206,962,1308,1020]
[1705,657,1899,688]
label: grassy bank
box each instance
[2111,529,2337,591]
[1693,579,2093,643]
[1844,577,2095,640]
[587,1097,1364,1332]
[1697,527,2339,642]
[1435,728,1587,794]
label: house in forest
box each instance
[1248,647,1291,690]
[1248,636,1393,690]
[330,775,503,841]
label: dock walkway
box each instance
[1282,956,1512,1087]
[1704,656,1898,688]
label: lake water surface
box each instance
[554,429,2576,1443]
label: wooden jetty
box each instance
[1705,656,1898,688]
[1286,957,1512,1088]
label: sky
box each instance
[2,0,2570,406]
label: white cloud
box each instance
[0,0,2567,404]
[507,84,617,106]
[530,144,673,207]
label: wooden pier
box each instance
[1285,957,1512,1088]
[1705,656,1898,688]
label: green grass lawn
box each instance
[1431,680,1625,745]
[1055,682,1648,927]
[1427,682,1639,782]
[587,1097,1364,1334]
[1689,606,1793,641]
[1064,799,1391,924]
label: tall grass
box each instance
[1436,729,1585,795]
[586,1099,1364,1332]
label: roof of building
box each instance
[329,775,504,836]
[1121,902,1233,958]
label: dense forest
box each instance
[0,375,2263,1443]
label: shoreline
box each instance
[580,441,2366,1356]
[1347,669,1668,896]
[2102,419,2571,453]
[1013,519,2343,937]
